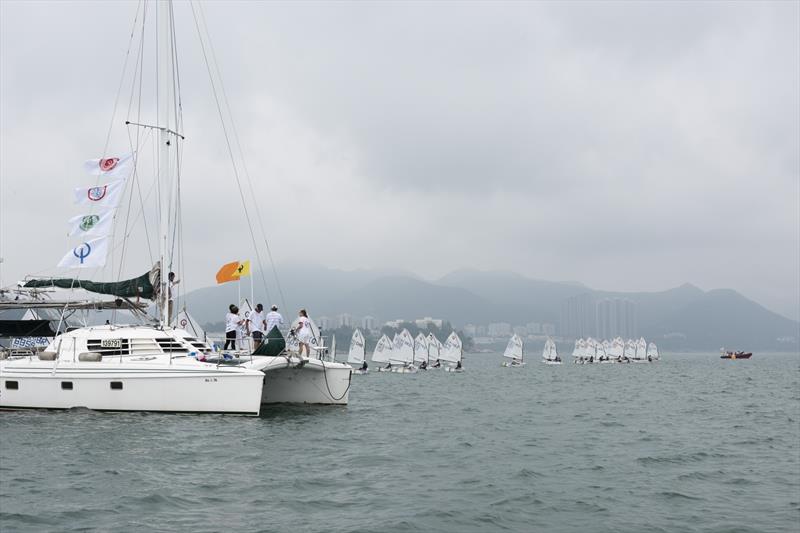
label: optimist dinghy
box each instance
[502,333,525,367]
[542,338,561,365]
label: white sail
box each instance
[624,339,636,359]
[503,334,524,360]
[542,338,558,361]
[440,331,462,364]
[609,337,624,359]
[571,339,580,358]
[390,329,415,364]
[585,338,597,359]
[647,342,659,359]
[427,333,442,362]
[634,337,647,360]
[172,308,206,342]
[596,342,607,360]
[413,333,429,364]
[347,328,366,365]
[371,334,393,363]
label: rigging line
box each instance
[189,0,272,305]
[125,0,147,128]
[195,2,284,310]
[118,8,149,282]
[101,0,143,168]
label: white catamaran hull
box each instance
[542,360,562,365]
[260,359,352,405]
[502,361,526,367]
[0,361,264,415]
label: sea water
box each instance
[1,353,798,532]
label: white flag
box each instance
[74,180,125,208]
[57,236,110,269]
[67,209,115,237]
[83,152,134,179]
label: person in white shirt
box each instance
[248,304,267,350]
[295,309,313,359]
[266,305,284,334]
[224,304,243,350]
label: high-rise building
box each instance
[595,298,637,339]
[559,293,595,338]
[317,316,331,330]
[337,313,353,328]
[488,322,512,337]
[361,315,376,331]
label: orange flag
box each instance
[216,261,241,284]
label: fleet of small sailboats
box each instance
[572,336,659,364]
[346,328,464,373]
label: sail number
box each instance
[100,339,122,348]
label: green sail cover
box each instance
[252,326,286,356]
[24,271,154,300]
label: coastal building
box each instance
[361,315,376,331]
[415,317,443,329]
[595,298,637,339]
[338,313,353,328]
[526,322,542,334]
[559,293,595,338]
[488,322,512,337]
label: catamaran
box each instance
[0,0,353,413]
[542,338,561,365]
[502,333,525,367]
[347,329,368,374]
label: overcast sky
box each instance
[1,0,798,320]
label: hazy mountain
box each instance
[184,264,798,350]
[647,288,799,350]
[438,269,589,324]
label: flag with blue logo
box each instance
[57,236,110,269]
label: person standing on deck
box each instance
[224,305,243,350]
[266,305,284,334]
[295,309,313,359]
[248,304,267,351]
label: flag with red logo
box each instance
[83,152,135,179]
[73,180,125,207]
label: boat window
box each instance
[110,381,123,390]
[61,381,73,390]
[87,338,130,356]
[155,338,188,353]
[5,381,19,390]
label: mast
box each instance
[158,0,174,328]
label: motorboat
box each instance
[720,350,752,359]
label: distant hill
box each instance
[184,264,798,350]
